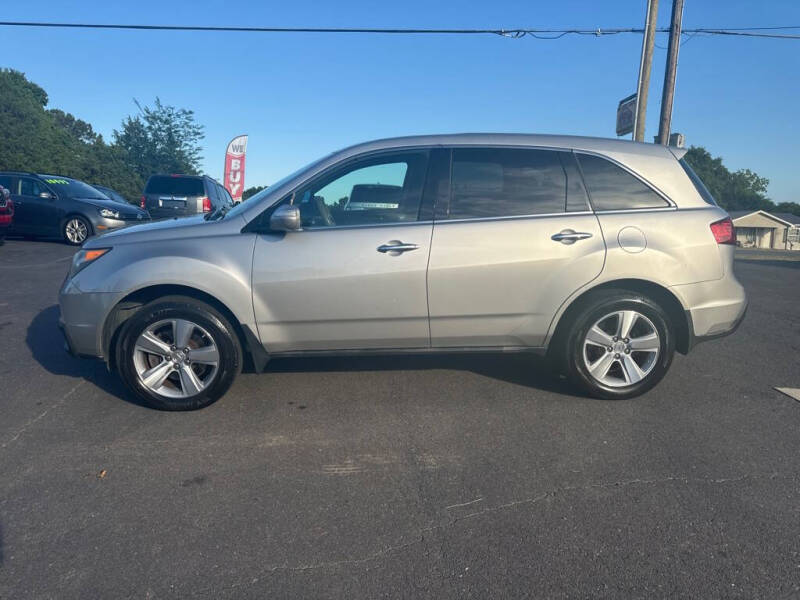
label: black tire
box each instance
[116,296,242,410]
[561,289,675,400]
[63,215,92,245]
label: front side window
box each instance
[293,151,428,228]
[20,178,47,197]
[576,154,669,211]
[444,148,569,220]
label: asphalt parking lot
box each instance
[1,240,799,598]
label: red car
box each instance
[0,184,14,244]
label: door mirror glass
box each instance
[39,191,56,200]
[269,204,302,232]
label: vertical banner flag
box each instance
[224,135,248,203]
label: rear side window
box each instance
[577,154,669,211]
[219,184,233,206]
[679,158,717,206]
[206,181,219,203]
[0,175,17,194]
[225,187,234,205]
[145,176,205,196]
[445,148,568,220]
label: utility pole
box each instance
[656,0,684,145]
[633,0,659,142]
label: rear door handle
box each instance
[377,241,419,254]
[551,229,593,245]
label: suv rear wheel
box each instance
[561,290,675,399]
[116,296,242,410]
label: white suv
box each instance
[59,134,747,410]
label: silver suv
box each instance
[59,134,747,410]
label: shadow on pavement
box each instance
[26,305,146,407]
[266,352,579,397]
[28,305,578,406]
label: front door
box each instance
[427,147,606,348]
[15,177,61,235]
[251,150,434,352]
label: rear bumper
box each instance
[671,275,748,352]
[686,302,747,352]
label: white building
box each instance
[730,210,800,251]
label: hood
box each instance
[85,213,247,247]
[74,196,148,216]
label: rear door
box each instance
[144,176,205,219]
[427,147,606,348]
[14,177,61,235]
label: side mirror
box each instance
[39,191,56,200]
[269,204,302,232]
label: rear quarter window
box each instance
[577,153,670,211]
[145,176,205,196]
[679,158,718,206]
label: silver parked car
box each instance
[59,134,747,410]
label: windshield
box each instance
[40,175,109,199]
[223,153,335,220]
[94,185,129,204]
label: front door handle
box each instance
[551,229,593,245]
[377,241,419,254]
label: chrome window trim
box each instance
[432,211,595,225]
[300,220,435,232]
[593,206,678,215]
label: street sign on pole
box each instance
[616,93,637,137]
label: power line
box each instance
[0,21,799,39]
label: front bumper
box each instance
[59,282,119,359]
[93,216,131,234]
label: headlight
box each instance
[98,207,120,219]
[69,248,111,279]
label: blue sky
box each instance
[2,0,799,202]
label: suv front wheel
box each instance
[116,296,242,410]
[562,291,675,399]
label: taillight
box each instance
[140,195,146,209]
[710,217,735,245]
[202,197,211,212]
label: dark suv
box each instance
[0,172,150,245]
[141,174,233,220]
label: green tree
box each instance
[113,98,204,181]
[0,68,82,174]
[683,146,774,213]
[242,185,266,200]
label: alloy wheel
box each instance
[582,310,660,388]
[65,218,88,244]
[133,318,220,398]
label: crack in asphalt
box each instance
[227,472,781,582]
[0,379,86,450]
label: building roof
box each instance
[730,210,800,226]
[771,212,800,225]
